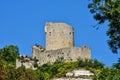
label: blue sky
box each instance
[0,0,120,66]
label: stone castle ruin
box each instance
[16,22,91,68]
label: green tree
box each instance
[35,69,44,80]
[88,0,120,53]
[0,59,6,80]
[40,63,51,72]
[27,69,39,80]
[43,72,50,80]
[113,58,120,69]
[92,59,104,69]
[6,66,18,80]
[77,58,85,67]
[94,68,120,80]
[17,68,39,80]
[0,45,19,66]
[57,67,66,77]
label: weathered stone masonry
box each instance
[16,22,91,68]
[32,46,91,66]
[45,23,74,50]
[32,22,91,66]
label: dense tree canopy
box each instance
[0,45,120,79]
[88,0,120,53]
[0,60,6,80]
[0,45,19,66]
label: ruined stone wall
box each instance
[16,22,92,68]
[32,45,45,59]
[32,46,91,66]
[45,22,74,50]
[16,45,91,68]
[16,59,36,70]
[81,46,91,59]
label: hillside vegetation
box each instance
[0,45,120,80]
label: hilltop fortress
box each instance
[16,22,91,68]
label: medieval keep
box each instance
[16,22,91,68]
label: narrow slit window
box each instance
[49,32,51,36]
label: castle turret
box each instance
[45,22,74,50]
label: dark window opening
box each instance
[49,32,51,36]
[47,54,50,57]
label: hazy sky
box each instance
[0,0,120,66]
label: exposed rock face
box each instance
[53,69,93,80]
[53,78,92,80]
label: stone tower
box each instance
[45,22,74,50]
[16,22,92,68]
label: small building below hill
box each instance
[54,69,94,80]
